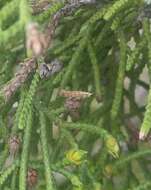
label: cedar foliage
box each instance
[1,0,151,189]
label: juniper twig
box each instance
[0,58,36,103]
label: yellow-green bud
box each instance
[66,149,87,165]
[105,135,119,158]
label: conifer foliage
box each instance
[1,0,151,189]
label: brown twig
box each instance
[45,0,96,47]
[0,58,36,103]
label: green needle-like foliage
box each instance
[40,111,54,190]
[111,31,127,120]
[18,73,40,130]
[1,0,151,190]
[19,109,33,190]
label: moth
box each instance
[39,59,62,79]
[69,0,96,4]
[59,89,92,99]
[59,90,92,119]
